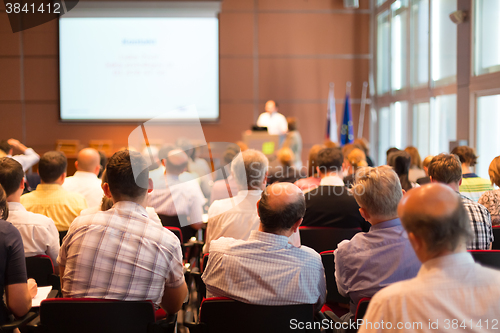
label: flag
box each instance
[325,83,338,143]
[340,93,354,145]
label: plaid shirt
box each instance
[58,201,185,306]
[461,194,494,250]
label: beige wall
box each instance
[0,0,371,161]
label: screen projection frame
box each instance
[58,1,221,123]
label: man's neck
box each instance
[321,172,343,179]
[447,182,461,192]
[40,181,62,186]
[369,215,398,226]
[421,246,467,264]
[462,164,472,174]
[258,225,292,237]
[6,195,20,204]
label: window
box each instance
[431,0,456,84]
[412,102,430,157]
[474,0,500,75]
[391,0,409,91]
[377,11,391,95]
[377,102,408,164]
[410,0,429,87]
[476,94,500,179]
[429,94,456,155]
[378,107,390,164]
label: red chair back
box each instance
[354,298,371,321]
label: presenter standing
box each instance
[256,100,288,136]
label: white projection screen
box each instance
[59,2,220,122]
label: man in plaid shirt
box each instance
[58,150,187,314]
[428,153,493,250]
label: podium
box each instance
[242,131,282,157]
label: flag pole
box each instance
[357,81,368,139]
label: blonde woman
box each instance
[343,148,368,188]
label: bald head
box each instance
[398,183,471,256]
[76,148,101,174]
[165,149,189,175]
[258,183,305,233]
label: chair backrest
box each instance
[468,250,500,270]
[199,297,316,333]
[58,230,68,245]
[299,227,361,253]
[39,298,156,333]
[164,226,183,244]
[25,255,54,287]
[354,298,371,321]
[320,251,350,305]
[492,226,500,250]
[202,253,209,273]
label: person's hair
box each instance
[287,117,298,131]
[0,184,8,220]
[317,147,343,174]
[38,151,67,183]
[223,144,240,165]
[451,146,477,166]
[277,147,294,167]
[307,144,323,177]
[347,148,367,171]
[422,155,434,169]
[404,146,422,169]
[231,149,268,190]
[488,156,500,188]
[386,147,400,163]
[353,138,369,154]
[258,184,305,232]
[98,151,107,178]
[353,166,402,218]
[341,143,357,160]
[165,150,188,175]
[401,197,472,254]
[0,157,24,197]
[0,140,12,155]
[236,141,248,152]
[323,140,339,148]
[176,138,196,160]
[387,151,412,191]
[105,150,148,200]
[428,154,462,184]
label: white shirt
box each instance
[319,174,345,186]
[80,205,162,226]
[202,230,326,309]
[9,148,40,172]
[7,202,60,265]
[256,112,288,135]
[62,171,104,208]
[359,252,500,333]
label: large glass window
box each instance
[377,11,391,95]
[377,102,408,164]
[391,0,408,91]
[431,0,456,84]
[410,0,429,87]
[476,94,500,179]
[474,0,500,75]
[378,107,390,164]
[412,102,430,157]
[429,94,457,155]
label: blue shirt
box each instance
[334,218,421,315]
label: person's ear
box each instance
[75,161,79,170]
[402,189,406,196]
[102,183,113,198]
[408,232,423,254]
[359,207,370,222]
[256,199,261,217]
[263,171,268,185]
[316,166,321,176]
[291,218,302,233]
[60,172,66,183]
[459,178,462,186]
[147,178,154,194]
[19,178,25,190]
[94,165,101,176]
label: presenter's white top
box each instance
[62,171,104,208]
[256,112,288,135]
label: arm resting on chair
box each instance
[160,281,188,315]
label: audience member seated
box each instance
[204,150,268,253]
[0,138,40,172]
[451,145,492,202]
[141,146,166,190]
[479,156,500,226]
[283,117,302,168]
[202,183,326,311]
[387,150,417,192]
[294,144,322,191]
[58,150,187,314]
[359,183,500,333]
[21,151,87,233]
[0,184,37,325]
[148,149,204,241]
[353,138,374,167]
[177,138,213,198]
[0,158,59,267]
[385,147,399,164]
[267,147,302,184]
[62,148,104,207]
[428,154,493,250]
[404,146,426,183]
[302,147,370,231]
[209,145,239,204]
[416,155,433,185]
[343,148,367,188]
[335,166,420,322]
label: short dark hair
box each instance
[316,147,343,174]
[451,146,477,166]
[38,151,67,183]
[0,184,8,220]
[0,141,12,154]
[428,154,462,184]
[0,158,24,197]
[105,150,149,200]
[98,151,107,179]
[258,185,305,232]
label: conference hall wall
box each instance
[0,0,370,163]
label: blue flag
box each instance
[340,93,354,145]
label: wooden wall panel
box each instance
[24,58,58,101]
[220,13,254,56]
[0,59,21,101]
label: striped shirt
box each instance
[461,194,493,250]
[459,173,493,202]
[57,201,185,306]
[202,230,326,309]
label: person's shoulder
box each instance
[0,219,22,237]
[209,236,243,253]
[20,209,55,226]
[61,188,87,203]
[371,278,416,302]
